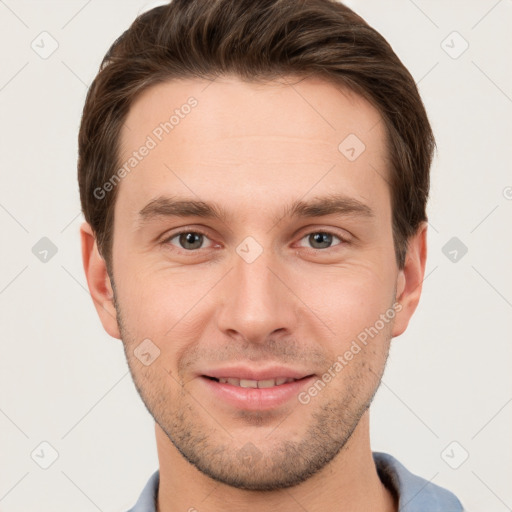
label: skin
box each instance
[81,74,427,512]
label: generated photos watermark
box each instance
[93,96,198,200]
[298,302,402,405]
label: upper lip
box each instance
[201,366,314,381]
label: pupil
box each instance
[311,232,331,249]
[180,232,202,250]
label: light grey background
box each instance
[0,1,511,511]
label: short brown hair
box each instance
[78,0,435,273]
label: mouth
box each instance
[199,374,315,410]
[202,375,305,388]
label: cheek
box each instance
[115,247,396,350]
[117,267,198,329]
[303,265,395,328]
[115,268,212,379]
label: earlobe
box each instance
[80,221,121,339]
[392,222,428,338]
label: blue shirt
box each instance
[126,451,465,511]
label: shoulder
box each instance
[125,469,159,512]
[373,452,465,512]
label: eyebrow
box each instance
[137,193,374,228]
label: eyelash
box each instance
[161,228,350,253]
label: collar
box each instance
[127,452,464,511]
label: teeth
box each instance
[257,379,276,388]
[216,377,297,388]
[240,379,258,388]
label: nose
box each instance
[215,246,300,345]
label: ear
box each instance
[392,221,428,338]
[80,221,121,339]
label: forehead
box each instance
[115,74,390,223]
[121,74,385,149]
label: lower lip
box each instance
[199,375,315,410]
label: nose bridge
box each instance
[216,244,297,342]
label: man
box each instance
[78,0,465,510]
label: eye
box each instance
[297,231,346,250]
[163,230,214,251]
[161,229,348,253]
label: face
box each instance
[83,74,424,491]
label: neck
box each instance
[155,412,397,512]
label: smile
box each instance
[206,377,298,388]
[200,375,315,410]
